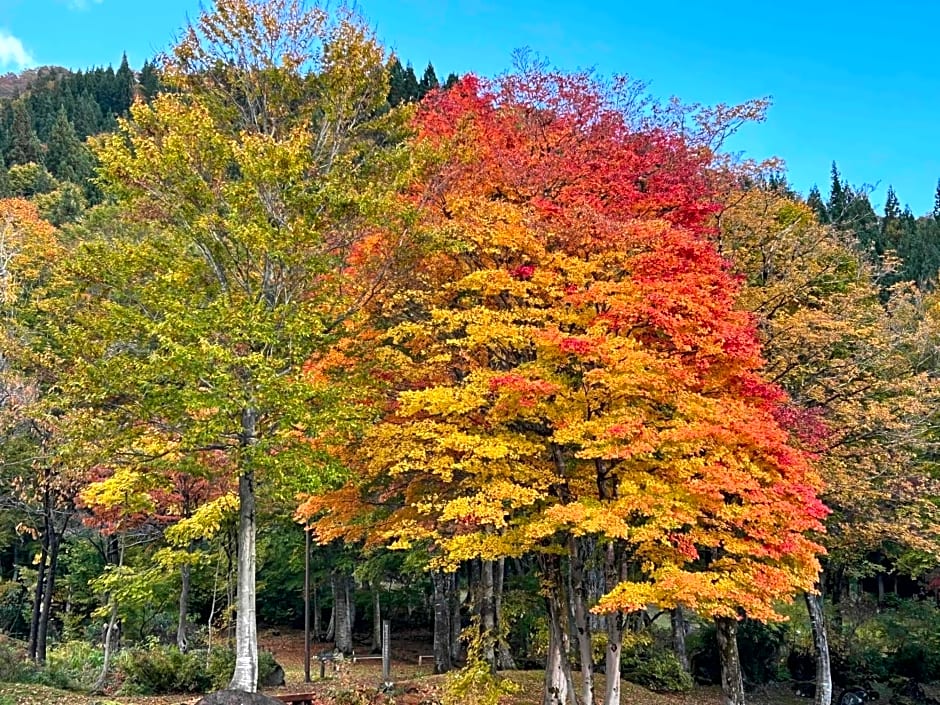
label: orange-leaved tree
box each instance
[300,70,827,705]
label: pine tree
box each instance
[114,53,135,116]
[827,162,848,224]
[45,107,93,184]
[807,185,828,223]
[882,186,903,251]
[138,60,160,102]
[5,100,44,166]
[933,179,940,222]
[418,62,439,98]
[444,73,459,89]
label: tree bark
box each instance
[93,534,124,694]
[27,521,48,662]
[494,557,515,670]
[480,559,497,672]
[178,561,192,653]
[228,467,258,692]
[449,570,462,663]
[716,617,746,705]
[36,528,61,664]
[431,570,453,674]
[603,541,625,705]
[568,536,594,705]
[371,587,382,653]
[671,606,690,674]
[332,571,353,654]
[806,590,832,705]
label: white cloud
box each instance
[0,31,34,71]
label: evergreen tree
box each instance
[418,62,439,98]
[387,57,408,107]
[138,60,160,102]
[882,186,903,252]
[827,162,848,224]
[807,185,828,223]
[5,100,44,166]
[45,107,93,184]
[114,53,135,115]
[0,153,10,198]
[444,72,459,89]
[933,179,940,222]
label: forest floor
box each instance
[0,628,810,705]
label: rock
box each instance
[260,662,286,688]
[197,689,284,705]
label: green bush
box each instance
[688,619,790,687]
[0,637,31,683]
[620,634,693,693]
[119,644,211,695]
[206,647,281,691]
[33,640,102,691]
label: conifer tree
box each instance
[807,185,828,224]
[45,107,93,184]
[6,100,44,166]
[138,60,160,102]
[418,62,439,97]
[113,53,135,116]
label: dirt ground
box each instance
[0,629,813,705]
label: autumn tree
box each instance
[718,186,940,705]
[302,70,826,705]
[81,0,412,692]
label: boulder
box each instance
[197,689,284,705]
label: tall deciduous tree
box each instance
[85,0,410,692]
[303,70,826,705]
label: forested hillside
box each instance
[2,3,940,705]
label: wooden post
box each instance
[381,619,391,686]
[304,526,311,683]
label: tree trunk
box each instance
[494,557,515,670]
[568,536,594,705]
[313,582,321,641]
[671,606,690,674]
[228,468,258,692]
[449,570,462,663]
[480,559,497,672]
[93,534,124,694]
[333,571,353,654]
[371,587,382,653]
[36,528,61,664]
[716,617,746,705]
[178,560,191,653]
[806,590,832,705]
[543,579,573,705]
[603,541,625,705]
[431,570,453,674]
[27,524,48,662]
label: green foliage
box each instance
[619,632,693,693]
[443,618,520,705]
[118,643,211,695]
[7,163,56,197]
[689,618,790,687]
[32,641,103,691]
[205,647,281,692]
[0,637,30,683]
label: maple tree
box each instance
[301,69,826,705]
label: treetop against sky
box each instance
[1,0,939,214]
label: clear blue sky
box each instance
[2,0,938,214]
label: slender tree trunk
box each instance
[449,570,462,663]
[671,606,690,674]
[480,559,497,672]
[432,570,453,674]
[178,561,191,653]
[568,535,594,705]
[313,582,321,641]
[806,590,832,705]
[228,467,258,692]
[603,541,626,705]
[371,587,382,653]
[716,617,746,705]
[93,534,124,693]
[543,560,576,705]
[325,599,335,642]
[494,557,515,670]
[333,571,353,654]
[27,526,48,662]
[36,528,61,664]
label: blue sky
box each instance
[2,0,938,214]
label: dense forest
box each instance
[2,3,940,705]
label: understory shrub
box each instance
[620,633,693,693]
[33,640,102,690]
[688,618,790,688]
[0,637,31,683]
[119,643,211,695]
[206,647,282,692]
